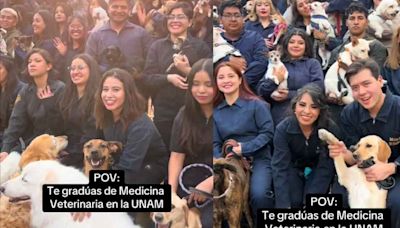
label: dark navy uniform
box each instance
[340,92,400,227]
[0,80,25,148]
[103,113,169,185]
[1,80,65,152]
[272,116,337,208]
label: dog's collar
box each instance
[357,157,396,190]
[213,173,233,199]
[378,13,389,21]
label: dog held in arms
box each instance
[324,37,371,105]
[264,48,288,98]
[213,27,241,63]
[213,139,253,228]
[368,0,399,38]
[318,129,392,208]
[0,134,69,228]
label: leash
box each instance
[213,172,234,199]
[178,163,213,208]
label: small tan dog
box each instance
[318,129,391,208]
[82,139,122,176]
[0,134,68,228]
[151,191,202,228]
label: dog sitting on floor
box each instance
[318,129,392,208]
[151,191,202,228]
[0,134,69,228]
[213,139,253,228]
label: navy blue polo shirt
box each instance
[340,92,400,163]
[244,20,275,39]
[213,97,274,157]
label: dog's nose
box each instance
[154,213,163,222]
[353,153,359,160]
[91,150,98,156]
[0,186,5,193]
[349,145,357,152]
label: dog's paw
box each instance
[374,32,383,38]
[318,129,339,145]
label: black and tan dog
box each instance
[213,140,253,228]
[82,139,122,176]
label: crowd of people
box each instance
[0,0,399,227]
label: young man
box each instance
[85,0,152,73]
[328,2,387,68]
[329,59,399,228]
[0,8,21,56]
[218,0,268,92]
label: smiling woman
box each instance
[272,83,339,208]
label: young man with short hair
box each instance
[329,59,400,228]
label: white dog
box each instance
[324,37,371,105]
[213,27,241,63]
[0,28,7,55]
[0,152,21,185]
[368,0,399,38]
[264,49,288,98]
[307,2,335,69]
[1,160,140,228]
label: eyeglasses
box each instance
[222,14,242,20]
[166,14,188,21]
[68,65,86,71]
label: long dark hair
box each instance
[281,28,313,61]
[291,83,331,129]
[0,55,19,114]
[66,14,88,53]
[33,10,57,42]
[180,58,214,156]
[23,48,56,84]
[59,54,101,121]
[95,68,146,130]
[213,61,260,106]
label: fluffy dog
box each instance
[1,160,140,228]
[307,1,335,69]
[318,129,391,208]
[264,49,288,98]
[269,14,288,46]
[151,191,202,228]
[0,134,68,228]
[244,0,256,21]
[213,27,242,63]
[14,35,34,53]
[213,140,253,228]
[83,139,122,177]
[324,37,371,105]
[368,0,399,38]
[102,45,125,69]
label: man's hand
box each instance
[232,143,242,155]
[229,56,247,73]
[364,161,396,182]
[167,74,188,90]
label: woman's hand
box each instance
[0,152,9,162]
[70,212,91,222]
[188,176,213,204]
[167,74,188,90]
[173,54,190,75]
[53,37,67,56]
[328,141,355,165]
[271,88,288,101]
[265,38,274,49]
[37,86,54,99]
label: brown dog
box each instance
[0,134,68,228]
[319,129,391,208]
[213,140,253,228]
[82,139,122,176]
[151,191,202,228]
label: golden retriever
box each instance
[0,134,68,228]
[151,191,202,228]
[318,129,391,208]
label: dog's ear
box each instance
[351,36,359,47]
[107,141,123,153]
[377,139,391,162]
[321,2,329,10]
